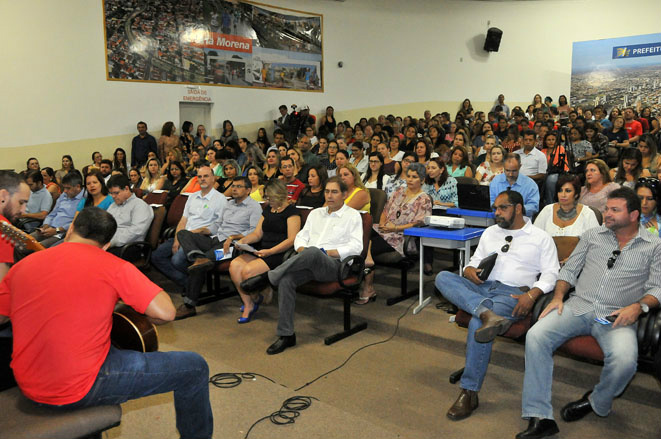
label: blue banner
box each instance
[612,42,661,59]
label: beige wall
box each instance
[3,0,661,170]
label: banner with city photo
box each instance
[571,33,661,113]
[103,0,323,91]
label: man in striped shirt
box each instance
[518,187,661,439]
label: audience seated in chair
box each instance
[489,153,540,218]
[19,170,52,233]
[517,187,661,439]
[435,189,558,422]
[240,177,363,355]
[176,176,262,320]
[151,165,226,293]
[105,174,154,258]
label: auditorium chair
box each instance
[113,205,166,270]
[162,194,189,240]
[143,191,168,206]
[286,211,373,345]
[448,236,661,385]
[0,386,121,439]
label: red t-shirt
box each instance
[0,214,14,265]
[625,120,643,138]
[286,179,305,201]
[0,242,162,404]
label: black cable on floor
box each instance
[293,296,416,392]
[244,395,318,439]
[209,372,284,389]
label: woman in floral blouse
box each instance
[359,162,432,304]
[475,145,506,185]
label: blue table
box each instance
[445,208,495,227]
[404,226,484,314]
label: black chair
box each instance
[0,387,121,439]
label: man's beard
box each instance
[495,212,514,229]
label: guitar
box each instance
[0,221,46,252]
[1,221,158,353]
[112,304,159,352]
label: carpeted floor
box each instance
[107,251,661,439]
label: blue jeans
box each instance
[522,302,637,420]
[45,346,213,439]
[152,238,189,286]
[435,271,521,391]
[544,173,560,205]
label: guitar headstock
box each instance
[0,221,46,252]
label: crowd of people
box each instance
[2,93,661,439]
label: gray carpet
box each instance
[107,253,661,439]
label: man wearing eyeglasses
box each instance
[489,153,540,218]
[435,190,559,422]
[174,176,262,320]
[517,187,661,439]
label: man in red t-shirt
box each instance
[0,207,213,439]
[624,108,643,143]
[0,171,30,390]
[279,156,304,202]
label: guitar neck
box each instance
[0,221,46,252]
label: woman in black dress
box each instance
[229,180,301,323]
[297,164,328,208]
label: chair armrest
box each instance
[162,226,176,240]
[119,241,152,262]
[337,255,365,289]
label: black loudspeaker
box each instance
[484,27,503,52]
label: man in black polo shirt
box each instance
[131,121,157,168]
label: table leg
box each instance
[413,241,431,314]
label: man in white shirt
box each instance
[513,130,547,183]
[435,189,559,421]
[151,165,227,288]
[106,174,154,254]
[241,177,363,355]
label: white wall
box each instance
[2,0,661,167]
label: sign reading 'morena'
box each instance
[190,33,253,53]
[612,42,661,59]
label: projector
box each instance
[424,216,465,229]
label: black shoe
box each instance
[516,418,559,439]
[266,334,296,355]
[240,272,271,293]
[560,391,593,422]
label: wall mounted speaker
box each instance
[484,27,503,52]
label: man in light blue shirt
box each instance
[30,172,84,247]
[151,165,227,289]
[489,154,539,218]
[175,176,262,319]
[21,170,52,232]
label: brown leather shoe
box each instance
[175,304,197,320]
[474,310,513,343]
[447,389,479,420]
[187,257,214,273]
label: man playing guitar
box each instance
[0,206,213,439]
[0,171,30,390]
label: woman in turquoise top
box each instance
[635,178,661,237]
[446,145,474,178]
[424,158,458,207]
[76,170,113,211]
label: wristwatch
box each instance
[638,301,650,314]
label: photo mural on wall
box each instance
[571,33,661,113]
[103,0,323,91]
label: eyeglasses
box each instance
[368,160,381,164]
[491,203,514,213]
[607,250,621,269]
[501,235,513,253]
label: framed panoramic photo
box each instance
[103,0,323,92]
[571,33,661,113]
